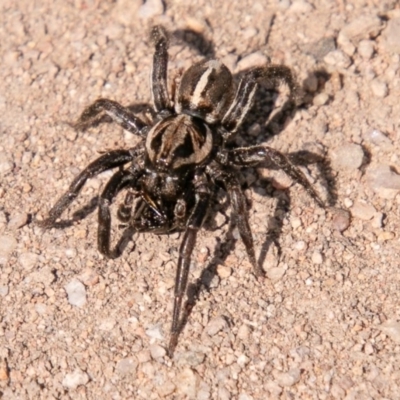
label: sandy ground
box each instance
[1,0,400,399]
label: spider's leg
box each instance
[98,169,140,258]
[209,167,261,276]
[223,146,325,208]
[74,98,148,136]
[37,149,136,228]
[168,173,210,356]
[221,65,299,139]
[117,191,136,223]
[151,25,173,114]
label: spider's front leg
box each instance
[73,98,149,136]
[222,64,299,139]
[220,146,325,208]
[168,173,211,356]
[151,25,173,115]
[97,168,141,258]
[37,149,137,228]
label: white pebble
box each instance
[145,325,164,340]
[0,152,13,176]
[65,279,86,307]
[313,92,329,106]
[339,15,383,43]
[379,320,400,343]
[367,164,400,199]
[324,50,352,69]
[358,40,374,59]
[236,52,269,73]
[267,265,287,282]
[311,251,323,264]
[331,143,364,170]
[177,368,199,398]
[138,0,164,19]
[367,129,394,150]
[206,316,228,336]
[350,201,376,221]
[62,369,89,389]
[116,357,137,376]
[370,79,388,98]
[0,235,16,264]
[275,368,301,387]
[18,252,38,270]
[149,344,166,359]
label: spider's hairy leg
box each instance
[151,25,173,114]
[73,98,149,135]
[37,149,135,228]
[168,173,211,357]
[209,167,261,276]
[221,64,300,139]
[98,169,139,258]
[224,146,325,208]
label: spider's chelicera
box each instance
[38,26,325,356]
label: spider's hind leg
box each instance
[221,64,300,140]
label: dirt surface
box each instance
[1,0,400,399]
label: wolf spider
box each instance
[38,26,325,356]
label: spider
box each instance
[38,26,325,356]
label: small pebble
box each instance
[62,369,89,389]
[116,357,137,376]
[379,320,400,343]
[236,52,269,73]
[149,344,166,359]
[357,40,374,60]
[18,252,38,270]
[145,325,164,340]
[138,0,164,19]
[339,15,383,43]
[288,0,313,14]
[177,368,199,398]
[313,92,329,106]
[350,201,376,221]
[311,251,323,264]
[205,316,228,336]
[290,216,301,229]
[331,208,351,232]
[175,351,205,367]
[367,129,394,150]
[0,151,13,176]
[377,231,395,242]
[65,279,86,307]
[217,264,232,278]
[7,212,29,230]
[274,368,301,387]
[0,235,17,264]
[0,286,9,297]
[382,17,400,53]
[237,324,252,340]
[370,79,388,98]
[331,143,364,170]
[367,164,400,199]
[324,50,352,69]
[267,265,287,281]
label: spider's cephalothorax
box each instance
[38,26,325,356]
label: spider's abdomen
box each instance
[145,114,213,171]
[175,60,234,124]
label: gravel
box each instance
[2,1,400,399]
